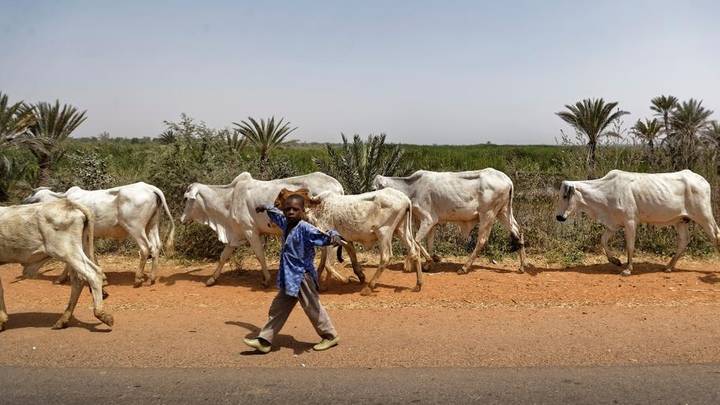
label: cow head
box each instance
[372,175,388,190]
[180,184,205,224]
[555,181,578,222]
[22,187,62,204]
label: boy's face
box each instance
[283,197,304,223]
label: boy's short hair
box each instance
[284,194,306,208]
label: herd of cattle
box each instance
[1,168,719,331]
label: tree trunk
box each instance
[586,141,597,179]
[36,156,52,187]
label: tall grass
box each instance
[4,137,719,264]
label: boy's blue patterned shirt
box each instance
[264,205,339,297]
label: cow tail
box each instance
[336,244,344,263]
[150,185,176,257]
[72,201,97,267]
[507,185,522,252]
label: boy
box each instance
[243,193,342,353]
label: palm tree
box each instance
[669,98,713,169]
[0,91,36,146]
[313,133,410,194]
[233,116,296,168]
[222,128,246,153]
[0,92,38,200]
[27,100,87,186]
[650,95,679,136]
[556,98,629,177]
[631,118,663,158]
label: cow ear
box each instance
[564,184,575,199]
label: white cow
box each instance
[555,169,720,275]
[0,200,113,331]
[277,187,423,295]
[181,172,345,287]
[373,169,526,273]
[23,182,176,287]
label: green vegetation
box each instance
[2,91,720,265]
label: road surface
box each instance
[2,364,720,404]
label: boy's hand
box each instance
[330,234,345,246]
[255,206,267,213]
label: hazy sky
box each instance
[1,0,719,144]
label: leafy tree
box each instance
[704,121,720,174]
[27,100,87,186]
[313,133,410,194]
[162,113,216,163]
[669,98,713,169]
[631,118,663,158]
[233,116,296,176]
[556,98,629,177]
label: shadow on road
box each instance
[3,312,109,333]
[225,320,314,355]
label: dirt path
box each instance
[1,254,719,368]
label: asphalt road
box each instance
[2,364,720,404]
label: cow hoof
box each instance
[54,276,68,285]
[457,268,468,275]
[664,267,674,273]
[608,257,622,266]
[412,285,422,292]
[95,311,114,328]
[422,262,434,272]
[52,318,69,330]
[149,277,156,286]
[620,269,631,276]
[431,255,441,263]
[133,280,144,288]
[205,277,217,287]
[360,286,373,296]
[262,280,271,289]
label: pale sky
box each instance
[1,0,719,144]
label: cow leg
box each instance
[316,247,349,291]
[146,222,162,285]
[343,242,365,283]
[64,253,113,329]
[54,265,70,285]
[245,231,271,288]
[363,235,391,295]
[206,244,237,286]
[621,221,636,276]
[397,216,423,291]
[0,275,7,331]
[126,227,152,287]
[415,219,438,270]
[317,247,329,291]
[666,222,690,272]
[426,227,441,263]
[498,209,527,273]
[601,228,622,266]
[460,214,495,274]
[52,271,83,329]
